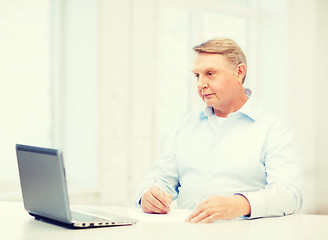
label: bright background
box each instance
[0,0,327,214]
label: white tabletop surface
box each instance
[1,201,328,240]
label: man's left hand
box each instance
[185,195,251,223]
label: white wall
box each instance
[287,0,318,213]
[315,0,328,213]
[256,0,290,117]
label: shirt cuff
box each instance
[235,192,268,219]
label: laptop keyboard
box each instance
[71,210,112,222]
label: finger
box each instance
[142,202,166,214]
[185,207,204,222]
[150,193,170,212]
[151,187,171,209]
[142,206,153,213]
[141,189,167,213]
[163,190,173,201]
[185,201,208,222]
[141,186,172,213]
[188,210,212,223]
[142,197,167,214]
[160,190,172,205]
[141,204,155,214]
[200,213,221,223]
[159,191,172,208]
[148,189,171,212]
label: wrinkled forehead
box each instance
[192,52,232,72]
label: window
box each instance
[51,0,99,194]
[0,0,51,199]
[0,0,99,201]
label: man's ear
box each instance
[236,64,246,84]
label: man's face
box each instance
[192,53,242,113]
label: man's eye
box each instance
[208,72,213,76]
[194,74,199,78]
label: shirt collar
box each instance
[236,93,260,121]
[199,88,261,121]
[199,105,214,120]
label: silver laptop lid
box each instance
[16,144,72,224]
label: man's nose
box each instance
[197,76,208,89]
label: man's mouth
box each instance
[203,93,215,98]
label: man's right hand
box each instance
[140,185,173,214]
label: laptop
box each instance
[15,144,137,228]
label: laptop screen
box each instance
[16,144,72,224]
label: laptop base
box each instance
[30,212,134,229]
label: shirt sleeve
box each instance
[134,122,182,207]
[237,118,303,219]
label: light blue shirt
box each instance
[136,90,302,219]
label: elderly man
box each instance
[136,38,302,223]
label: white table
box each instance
[1,201,328,240]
